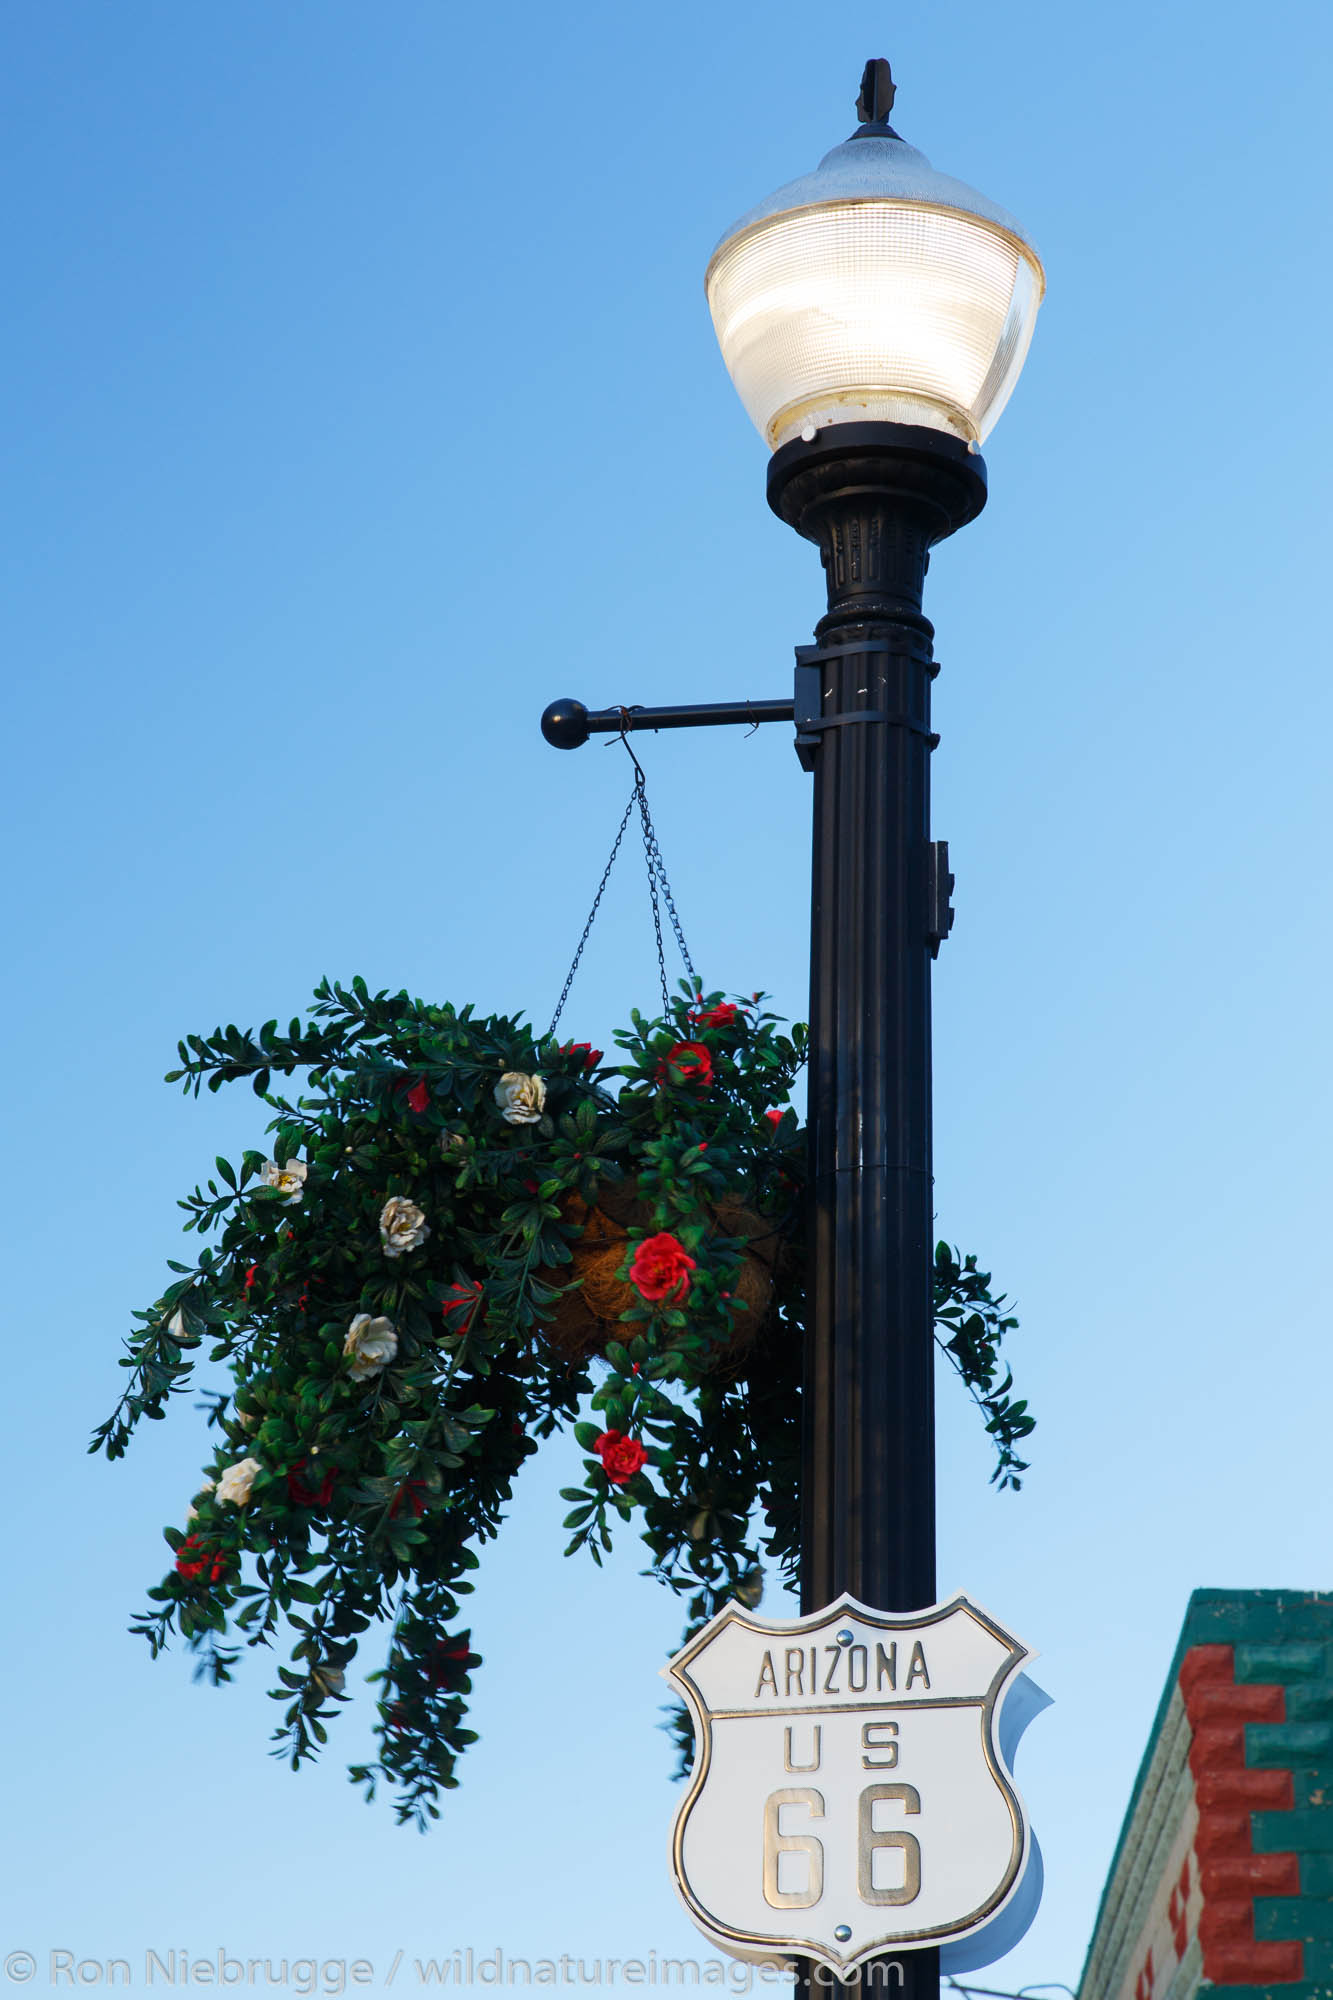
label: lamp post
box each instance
[543,58,1042,1997]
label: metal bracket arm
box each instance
[540,654,940,769]
[540,696,794,750]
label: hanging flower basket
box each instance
[94,975,1032,1829]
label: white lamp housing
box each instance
[706,115,1045,453]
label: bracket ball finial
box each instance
[541,698,590,750]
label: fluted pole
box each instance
[768,420,987,2000]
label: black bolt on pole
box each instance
[768,418,987,2000]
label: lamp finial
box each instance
[856,58,896,127]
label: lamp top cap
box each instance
[855,57,897,130]
[707,57,1039,265]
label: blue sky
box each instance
[3,0,1333,1992]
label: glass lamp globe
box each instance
[706,62,1045,452]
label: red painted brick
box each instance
[1194,1809,1253,1860]
[1181,1645,1237,1706]
[1172,1648,1307,1987]
[1190,1683,1286,1724]
[1196,1767,1294,1810]
[1190,1723,1246,1772]
[1200,1900,1255,1949]
[1201,1853,1302,1898]
[1202,1942,1303,1984]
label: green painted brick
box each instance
[1250,1723,1333,1765]
[1206,1982,1333,2000]
[1289,1686,1333,1723]
[1256,1898,1333,1941]
[1256,1807,1333,1852]
[1302,1854,1333,1896]
[1185,1591,1333,1652]
[1294,1769,1333,1808]
[1238,1643,1330,1684]
[1300,1944,1333,1984]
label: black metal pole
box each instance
[768,420,987,2000]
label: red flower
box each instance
[428,1637,475,1686]
[563,1041,603,1070]
[595,1430,648,1486]
[286,1457,336,1508]
[389,1479,428,1519]
[405,1078,430,1115]
[656,1041,713,1089]
[242,1263,259,1296]
[629,1232,696,1303]
[440,1277,484,1334]
[765,1108,784,1129]
[692,1001,742,1030]
[175,1535,228,1585]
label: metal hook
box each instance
[616,712,648,788]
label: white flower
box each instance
[216,1457,261,1507]
[379,1196,429,1260]
[261,1158,308,1204]
[494,1071,546,1125]
[185,1476,216,1523]
[343,1312,398,1383]
[167,1307,186,1339]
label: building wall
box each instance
[1078,1591,1333,2000]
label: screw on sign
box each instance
[664,1596,1049,1977]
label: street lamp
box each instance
[705,61,1043,451]
[542,57,1042,1995]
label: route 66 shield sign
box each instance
[663,1594,1047,1975]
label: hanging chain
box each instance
[639,791,671,1018]
[546,789,637,1039]
[546,728,697,1039]
[636,768,696,1008]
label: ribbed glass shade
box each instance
[707,133,1044,450]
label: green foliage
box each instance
[931,1243,1033,1491]
[95,976,1031,1827]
